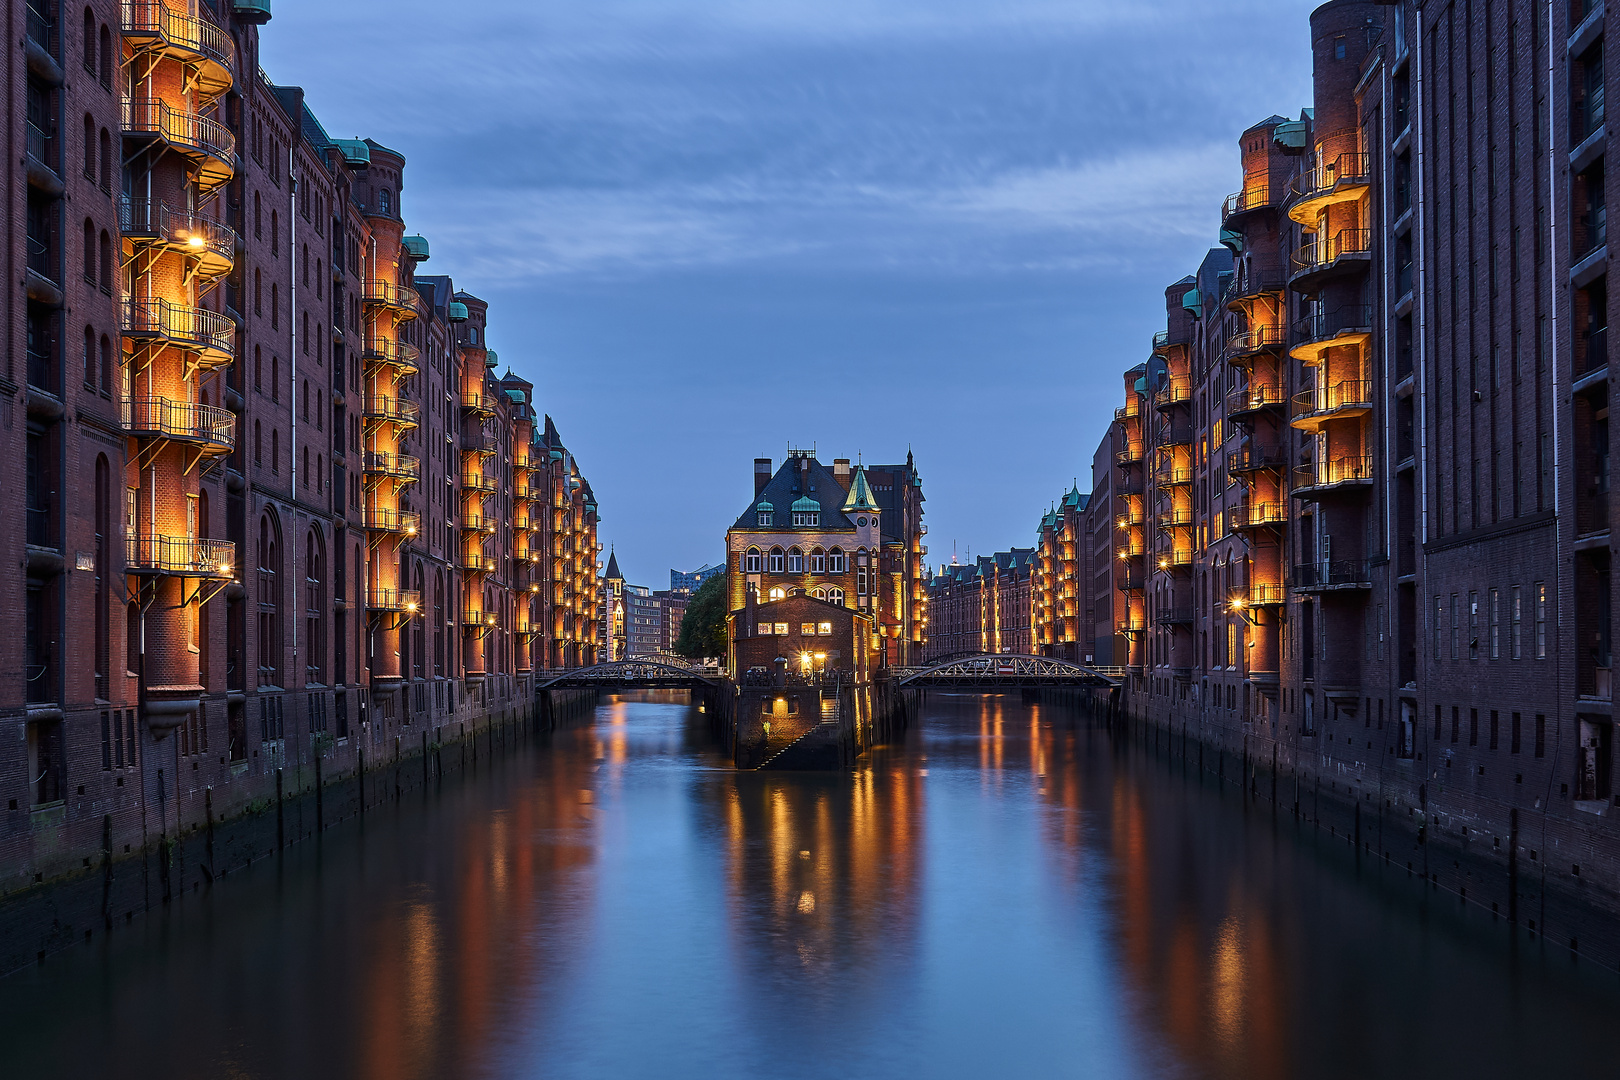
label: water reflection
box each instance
[0,693,1616,1080]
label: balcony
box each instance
[1291,379,1373,430]
[362,507,420,537]
[121,2,235,102]
[1293,560,1372,593]
[1226,382,1286,419]
[1287,153,1372,225]
[1222,184,1276,224]
[118,199,235,282]
[1224,269,1286,310]
[1156,549,1194,572]
[1157,506,1194,530]
[369,588,422,613]
[1225,323,1287,362]
[1114,441,1146,467]
[363,451,420,482]
[125,535,235,579]
[461,391,494,417]
[1289,229,1373,290]
[462,607,497,628]
[461,514,497,534]
[121,98,235,194]
[1155,461,1194,487]
[1227,441,1287,475]
[1154,374,1192,411]
[121,297,235,369]
[361,395,420,428]
[361,336,420,377]
[362,279,422,320]
[1114,399,1142,423]
[1155,607,1195,626]
[462,431,498,455]
[1291,305,1373,366]
[460,550,497,574]
[462,471,496,493]
[1246,582,1286,607]
[1152,327,1189,353]
[1293,457,1374,499]
[1119,616,1148,635]
[1228,501,1287,532]
[122,397,236,453]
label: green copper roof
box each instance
[792,496,819,512]
[756,500,774,512]
[842,467,880,513]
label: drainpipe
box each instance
[289,142,299,706]
[1540,0,1565,932]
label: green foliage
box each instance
[674,573,728,660]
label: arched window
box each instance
[301,378,309,420]
[99,128,110,191]
[811,548,825,574]
[812,587,826,600]
[827,587,845,607]
[787,547,803,573]
[100,335,112,393]
[745,547,761,573]
[98,24,111,86]
[83,325,95,386]
[434,569,445,677]
[254,191,262,239]
[316,259,323,299]
[302,446,309,487]
[378,189,391,214]
[99,231,111,291]
[258,512,283,688]
[271,428,279,473]
[304,529,324,686]
[769,547,784,574]
[82,114,94,178]
[82,8,94,73]
[829,548,846,574]
[82,218,94,284]
[271,210,279,256]
[254,420,262,464]
[768,587,786,602]
[412,564,426,679]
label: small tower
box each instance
[604,549,626,661]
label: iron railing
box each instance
[1295,456,1374,490]
[121,296,236,361]
[1226,324,1287,356]
[121,1,236,74]
[1293,561,1372,589]
[1294,379,1373,416]
[462,471,496,492]
[361,507,420,535]
[1294,304,1373,344]
[122,396,236,448]
[1290,152,1372,203]
[361,279,422,317]
[119,198,236,265]
[368,588,422,612]
[122,97,235,163]
[362,451,419,479]
[126,534,235,576]
[361,396,420,425]
[1291,229,1372,276]
[1227,383,1286,415]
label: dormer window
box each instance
[793,511,819,527]
[758,511,773,527]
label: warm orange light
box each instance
[187,235,206,249]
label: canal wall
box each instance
[1041,684,1620,974]
[0,688,596,978]
[726,676,916,770]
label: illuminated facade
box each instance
[725,451,927,668]
[925,549,1036,660]
[1087,0,1620,923]
[1034,484,1090,661]
[2,0,599,888]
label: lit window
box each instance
[773,623,789,636]
[827,587,845,606]
[757,622,772,636]
[801,623,817,636]
[768,587,786,602]
[788,548,804,573]
[818,622,833,636]
[745,548,761,573]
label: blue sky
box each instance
[263,0,1316,589]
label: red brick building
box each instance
[3,0,599,889]
[925,548,1036,660]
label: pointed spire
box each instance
[604,548,622,581]
[842,465,880,513]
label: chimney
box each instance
[754,458,772,496]
[833,458,851,484]
[745,580,757,635]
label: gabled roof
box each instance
[730,456,858,533]
[842,467,879,513]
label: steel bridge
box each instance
[536,656,719,691]
[888,654,1124,690]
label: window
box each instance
[757,511,772,527]
[827,587,845,606]
[1511,585,1522,658]
[745,547,761,573]
[857,567,868,595]
[82,114,94,178]
[801,623,817,636]
[1535,582,1547,658]
[811,549,825,574]
[829,549,846,573]
[1450,594,1459,659]
[788,548,803,573]
[1512,712,1522,754]
[1489,589,1500,659]
[768,587,786,602]
[793,511,819,527]
[773,623,788,636]
[818,622,833,635]
[1535,713,1546,758]
[271,211,279,256]
[1468,591,1479,660]
[769,548,784,573]
[378,189,391,214]
[757,622,772,636]
[1434,596,1443,659]
[271,428,279,473]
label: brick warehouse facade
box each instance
[925,549,1037,661]
[1060,0,1620,953]
[3,1,601,895]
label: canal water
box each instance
[1,693,1616,1079]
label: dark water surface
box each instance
[2,693,1616,1079]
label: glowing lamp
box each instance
[187,235,206,249]
[219,563,232,575]
[406,601,418,612]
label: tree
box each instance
[674,573,728,660]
